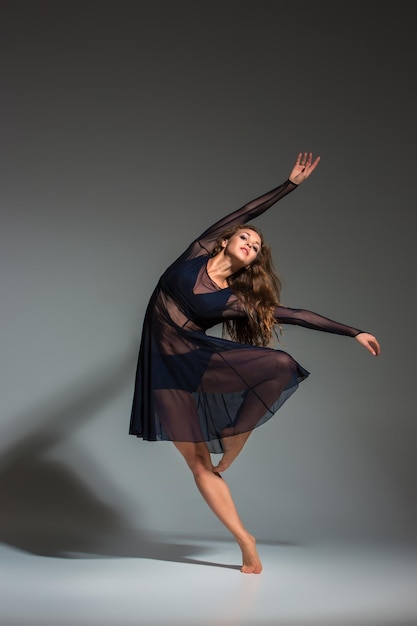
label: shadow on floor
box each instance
[0,352,295,571]
[0,433,245,569]
[0,438,293,570]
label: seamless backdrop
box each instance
[0,0,416,554]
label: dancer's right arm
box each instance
[170,153,319,265]
[195,152,320,256]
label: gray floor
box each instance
[1,535,416,626]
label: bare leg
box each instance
[202,351,297,473]
[174,441,262,574]
[213,379,279,472]
[212,430,252,473]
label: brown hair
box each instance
[211,223,281,347]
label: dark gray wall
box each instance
[1,0,415,551]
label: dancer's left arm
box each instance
[275,305,380,356]
[354,332,381,356]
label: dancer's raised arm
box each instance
[195,153,320,255]
[288,152,320,185]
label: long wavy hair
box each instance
[211,223,282,347]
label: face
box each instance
[222,228,261,267]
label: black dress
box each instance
[129,179,362,453]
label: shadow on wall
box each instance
[0,353,245,569]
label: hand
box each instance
[289,152,320,185]
[355,332,381,356]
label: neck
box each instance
[207,251,242,287]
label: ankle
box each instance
[235,532,255,547]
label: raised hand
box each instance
[289,152,320,185]
[355,332,381,356]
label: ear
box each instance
[221,239,227,249]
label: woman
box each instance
[130,153,380,574]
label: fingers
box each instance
[369,338,381,356]
[366,335,380,357]
[307,156,321,175]
[361,338,376,356]
[295,152,320,175]
[366,341,377,356]
[296,152,309,167]
[356,333,381,356]
[290,152,320,185]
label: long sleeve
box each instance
[274,305,363,337]
[195,179,298,255]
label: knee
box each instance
[186,454,212,479]
[272,351,297,379]
[174,442,213,479]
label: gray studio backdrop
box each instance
[1,0,415,555]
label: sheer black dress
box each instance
[129,179,362,453]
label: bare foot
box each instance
[212,457,232,473]
[212,431,251,473]
[238,534,263,574]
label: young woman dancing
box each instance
[130,153,380,574]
